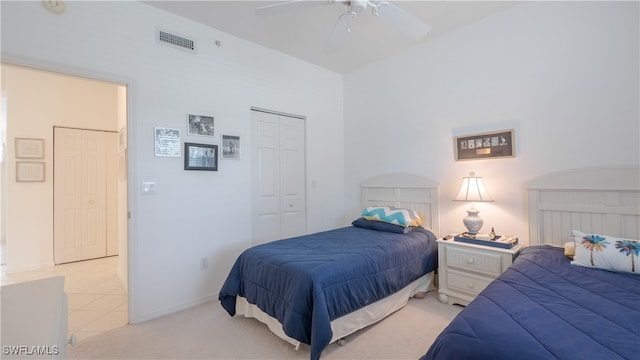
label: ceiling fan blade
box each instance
[256,0,333,17]
[375,1,432,38]
[324,12,352,52]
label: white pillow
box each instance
[571,230,640,274]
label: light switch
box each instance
[142,181,156,194]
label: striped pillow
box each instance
[361,206,424,227]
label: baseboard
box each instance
[131,292,218,324]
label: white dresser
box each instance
[437,238,524,306]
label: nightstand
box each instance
[437,237,524,306]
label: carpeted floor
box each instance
[68,290,462,360]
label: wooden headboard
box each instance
[527,166,640,246]
[361,174,440,236]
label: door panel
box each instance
[81,131,107,260]
[251,110,306,245]
[54,128,116,264]
[54,128,82,264]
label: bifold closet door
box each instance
[54,127,117,264]
[251,110,306,245]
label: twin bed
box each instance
[219,167,640,360]
[219,174,440,360]
[423,166,640,359]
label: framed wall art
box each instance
[187,114,215,137]
[184,142,218,171]
[454,129,515,161]
[16,161,45,182]
[154,127,181,157]
[15,138,44,159]
[221,135,240,160]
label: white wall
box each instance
[344,2,639,240]
[3,64,119,272]
[1,1,345,323]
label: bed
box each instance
[422,166,640,360]
[219,174,440,360]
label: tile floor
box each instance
[1,255,128,343]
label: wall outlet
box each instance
[200,257,208,270]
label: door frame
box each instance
[1,54,137,323]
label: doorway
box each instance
[0,63,129,332]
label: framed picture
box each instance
[154,127,181,157]
[16,161,45,182]
[221,135,240,160]
[187,114,215,137]
[184,142,218,171]
[454,129,515,161]
[15,138,44,159]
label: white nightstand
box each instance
[437,237,524,306]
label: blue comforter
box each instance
[422,245,640,360]
[219,225,437,360]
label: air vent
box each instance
[157,30,196,52]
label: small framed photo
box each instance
[187,114,215,137]
[222,135,240,160]
[454,129,515,161]
[154,127,181,157]
[16,161,45,182]
[184,142,218,171]
[15,138,44,159]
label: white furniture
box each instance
[0,276,72,359]
[527,165,639,246]
[437,239,523,306]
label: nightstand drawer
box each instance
[447,269,494,295]
[446,246,502,276]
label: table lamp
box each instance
[454,171,493,234]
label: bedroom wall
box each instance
[1,1,345,323]
[344,1,639,240]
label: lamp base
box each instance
[463,208,484,235]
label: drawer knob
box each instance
[466,258,474,264]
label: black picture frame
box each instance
[454,129,515,161]
[184,142,218,171]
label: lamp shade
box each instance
[454,172,493,202]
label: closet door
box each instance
[251,110,306,245]
[54,128,117,264]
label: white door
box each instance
[251,110,306,245]
[54,128,117,264]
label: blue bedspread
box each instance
[219,225,437,360]
[422,245,640,360]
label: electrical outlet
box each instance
[200,257,208,270]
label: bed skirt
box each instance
[235,271,435,350]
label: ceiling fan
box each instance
[256,0,432,51]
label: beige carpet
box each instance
[68,291,462,360]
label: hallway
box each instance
[1,255,128,343]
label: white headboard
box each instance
[527,166,640,246]
[361,174,440,236]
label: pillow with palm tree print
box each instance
[571,230,640,274]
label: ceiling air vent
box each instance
[157,29,196,52]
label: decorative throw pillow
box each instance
[571,230,640,274]
[361,206,424,227]
[351,218,417,234]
